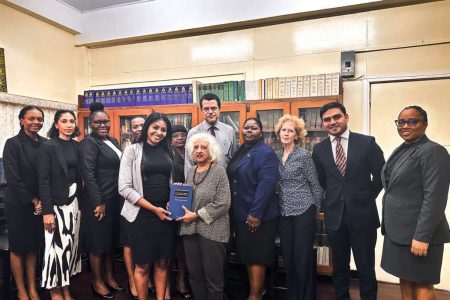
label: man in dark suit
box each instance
[312,102,385,300]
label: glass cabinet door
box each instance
[166,113,193,130]
[119,115,147,149]
[83,117,91,138]
[220,111,240,146]
[299,107,327,152]
[256,109,284,151]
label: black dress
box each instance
[126,143,177,265]
[3,130,45,253]
[80,135,122,254]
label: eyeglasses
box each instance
[92,120,110,126]
[202,107,218,113]
[322,114,343,123]
[394,118,424,127]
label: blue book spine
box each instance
[160,87,167,105]
[154,88,161,105]
[135,88,142,106]
[187,85,193,103]
[116,90,123,106]
[167,86,174,105]
[148,88,155,105]
[105,91,112,107]
[141,88,148,106]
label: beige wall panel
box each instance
[0,3,77,104]
[91,61,251,87]
[371,79,450,290]
[252,52,340,80]
[90,30,254,77]
[254,13,367,59]
[366,44,450,77]
[75,46,91,95]
[342,80,364,133]
[367,1,450,49]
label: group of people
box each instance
[3,92,449,300]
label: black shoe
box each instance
[105,282,125,293]
[91,285,114,299]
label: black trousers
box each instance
[183,234,226,300]
[280,205,316,300]
[326,213,377,300]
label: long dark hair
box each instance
[18,105,44,129]
[138,112,173,155]
[48,110,80,139]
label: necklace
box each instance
[193,163,212,186]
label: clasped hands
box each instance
[246,215,261,232]
[411,239,429,257]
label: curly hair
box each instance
[275,114,307,146]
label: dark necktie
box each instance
[335,136,346,176]
[208,126,216,137]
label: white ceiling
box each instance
[59,0,154,13]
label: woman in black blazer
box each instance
[38,110,82,300]
[3,105,45,300]
[80,103,123,299]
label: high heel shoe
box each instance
[91,285,114,299]
[105,282,124,292]
[127,283,138,300]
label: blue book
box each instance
[169,184,193,219]
[154,88,161,105]
[141,88,148,106]
[167,86,174,105]
[187,85,193,103]
[148,88,155,105]
[135,88,142,106]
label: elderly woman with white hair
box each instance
[177,132,231,300]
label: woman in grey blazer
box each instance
[119,112,177,300]
[177,133,231,300]
[381,106,450,300]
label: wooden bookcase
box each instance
[77,95,341,275]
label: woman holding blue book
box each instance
[118,112,177,300]
[177,132,231,300]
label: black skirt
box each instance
[5,202,44,253]
[126,208,177,265]
[81,194,122,253]
[381,236,444,285]
[234,218,278,266]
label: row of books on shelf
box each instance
[197,80,246,101]
[245,72,340,100]
[82,84,194,108]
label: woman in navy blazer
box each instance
[227,117,279,300]
[38,110,82,300]
[80,103,123,299]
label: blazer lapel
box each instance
[345,132,358,178]
[236,140,262,171]
[54,140,70,179]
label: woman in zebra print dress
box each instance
[37,110,82,300]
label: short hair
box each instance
[401,105,428,122]
[48,110,80,139]
[275,114,307,146]
[319,102,347,119]
[172,124,188,134]
[138,112,173,155]
[243,117,263,132]
[18,105,44,128]
[186,133,221,163]
[200,93,221,109]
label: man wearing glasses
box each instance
[312,102,385,300]
[185,93,236,174]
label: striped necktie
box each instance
[335,136,346,176]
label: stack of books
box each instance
[245,72,340,100]
[197,80,245,102]
[82,84,194,108]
